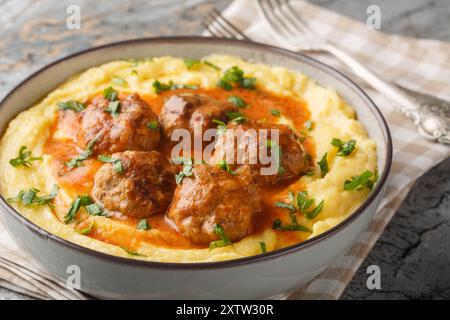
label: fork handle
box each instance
[322,43,419,112]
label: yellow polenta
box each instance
[0,55,377,262]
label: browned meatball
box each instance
[79,93,160,154]
[210,120,308,186]
[167,165,262,245]
[93,151,177,218]
[159,93,237,139]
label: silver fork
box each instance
[204,3,450,145]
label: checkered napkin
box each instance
[0,0,449,300]
[207,0,450,299]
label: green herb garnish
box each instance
[184,58,201,70]
[172,157,193,184]
[270,109,281,117]
[343,170,375,191]
[212,119,227,134]
[8,184,59,206]
[9,146,42,168]
[66,137,98,168]
[209,224,232,250]
[64,195,93,224]
[98,155,124,174]
[317,153,329,178]
[228,96,247,108]
[152,80,174,94]
[226,111,248,124]
[331,138,357,156]
[203,60,220,71]
[77,221,95,235]
[105,100,121,117]
[137,218,150,230]
[103,86,118,101]
[217,66,256,90]
[147,120,159,131]
[121,247,146,257]
[85,203,103,216]
[259,241,267,253]
[57,100,86,113]
[218,159,234,174]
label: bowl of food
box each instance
[0,37,391,299]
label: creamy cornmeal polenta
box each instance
[0,55,377,262]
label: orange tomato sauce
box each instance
[44,87,314,250]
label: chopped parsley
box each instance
[183,58,201,70]
[270,109,281,117]
[105,100,121,117]
[209,224,232,250]
[296,191,325,220]
[77,221,95,235]
[343,169,376,191]
[103,86,118,101]
[147,120,159,131]
[57,100,86,113]
[172,157,193,184]
[212,119,227,134]
[64,195,94,224]
[98,155,124,174]
[259,241,267,253]
[228,95,247,108]
[226,111,248,124]
[217,66,256,91]
[317,153,329,178]
[7,184,59,206]
[203,60,221,71]
[9,146,42,168]
[218,159,234,174]
[111,76,127,86]
[137,218,150,230]
[152,80,174,94]
[66,137,98,168]
[84,203,103,216]
[121,247,146,257]
[331,138,357,156]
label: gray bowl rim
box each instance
[0,36,392,270]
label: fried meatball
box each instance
[159,93,237,139]
[167,165,262,245]
[93,151,176,218]
[210,120,308,186]
[79,93,160,154]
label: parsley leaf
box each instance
[98,155,124,174]
[77,221,95,235]
[9,146,42,168]
[331,138,357,156]
[85,203,103,216]
[66,137,98,168]
[103,87,118,101]
[228,96,247,108]
[317,153,329,178]
[152,80,174,94]
[172,157,193,184]
[226,111,248,124]
[217,66,256,90]
[64,195,93,224]
[137,218,150,230]
[212,119,227,135]
[147,120,159,131]
[270,109,281,117]
[105,100,121,117]
[343,170,375,191]
[112,76,127,86]
[209,224,232,250]
[7,184,59,206]
[57,100,86,113]
[218,159,234,174]
[203,60,221,71]
[259,241,267,253]
[184,58,201,70]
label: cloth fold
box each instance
[0,0,449,299]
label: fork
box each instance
[204,3,450,145]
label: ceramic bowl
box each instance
[0,37,392,299]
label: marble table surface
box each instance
[0,0,449,300]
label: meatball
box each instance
[167,165,262,245]
[93,151,177,218]
[159,93,237,139]
[78,93,160,154]
[210,120,308,186]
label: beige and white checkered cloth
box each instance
[0,0,449,300]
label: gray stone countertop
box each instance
[0,0,448,300]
